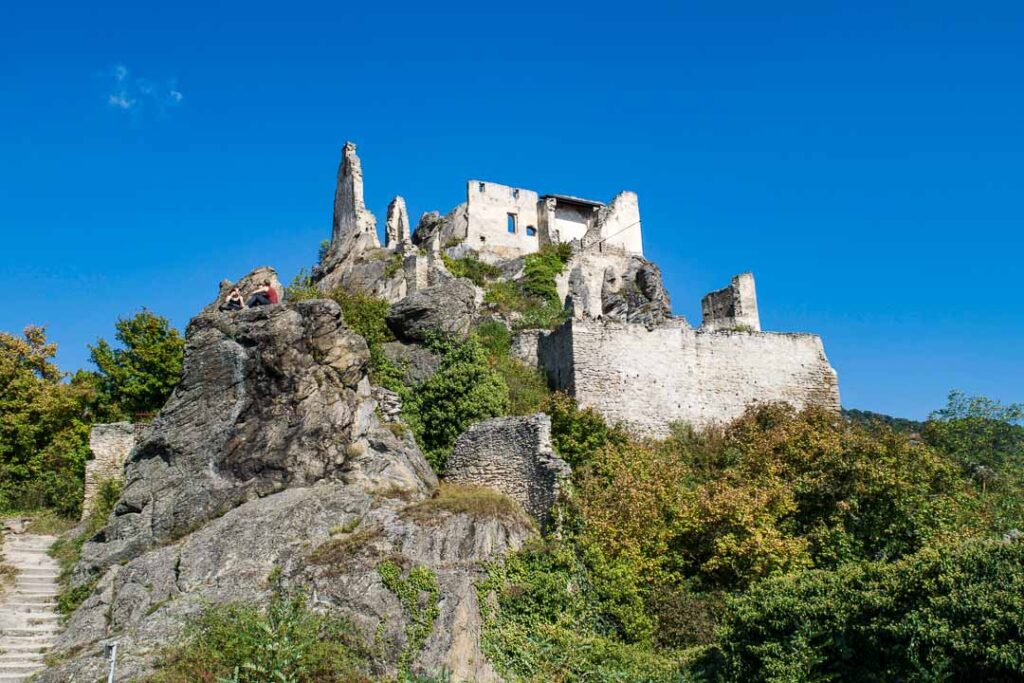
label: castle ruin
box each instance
[316,142,840,435]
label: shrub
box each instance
[285,269,321,302]
[441,254,501,287]
[403,336,509,472]
[699,538,1024,682]
[483,243,572,331]
[149,579,370,682]
[474,321,551,415]
[542,392,627,468]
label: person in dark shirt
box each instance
[219,287,245,312]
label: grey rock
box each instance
[601,256,672,328]
[387,278,478,342]
[381,340,442,385]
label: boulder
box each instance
[382,340,442,385]
[386,277,478,342]
[601,255,673,328]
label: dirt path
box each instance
[0,533,61,682]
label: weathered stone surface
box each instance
[601,256,672,328]
[81,423,142,520]
[446,414,571,528]
[539,318,841,437]
[76,283,435,578]
[382,340,441,385]
[37,268,535,682]
[385,196,412,249]
[701,272,761,332]
[386,278,479,342]
[331,141,379,255]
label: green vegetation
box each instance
[700,538,1024,682]
[89,310,185,420]
[378,561,441,676]
[478,392,1024,682]
[149,574,372,683]
[285,268,322,301]
[51,477,122,617]
[483,243,572,330]
[441,253,501,287]
[402,335,509,471]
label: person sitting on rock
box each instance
[219,287,245,312]
[246,281,279,307]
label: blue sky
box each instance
[1,1,1021,419]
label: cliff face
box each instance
[39,271,531,683]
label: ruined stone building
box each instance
[315,142,840,435]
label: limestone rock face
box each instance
[382,340,442,385]
[385,195,412,248]
[601,255,673,328]
[37,268,532,683]
[386,277,479,342]
[446,414,571,529]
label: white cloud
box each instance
[105,65,183,116]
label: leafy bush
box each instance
[483,244,572,331]
[541,392,627,468]
[402,336,509,471]
[441,253,501,287]
[474,321,551,415]
[477,540,691,683]
[699,537,1024,682]
[89,310,185,419]
[149,579,370,682]
[285,268,322,302]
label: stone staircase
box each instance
[0,533,61,682]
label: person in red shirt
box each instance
[246,281,279,307]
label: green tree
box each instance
[0,326,95,515]
[89,310,185,419]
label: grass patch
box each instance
[441,253,501,287]
[308,527,383,572]
[404,484,534,529]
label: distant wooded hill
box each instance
[842,408,925,435]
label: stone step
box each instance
[0,626,59,637]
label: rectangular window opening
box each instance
[526,225,537,237]
[478,182,485,193]
[507,213,517,234]
[512,188,520,199]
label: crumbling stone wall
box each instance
[701,272,760,332]
[81,422,140,520]
[445,414,571,528]
[538,318,840,437]
[465,180,541,261]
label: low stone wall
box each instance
[445,414,571,528]
[538,318,840,437]
[81,423,140,520]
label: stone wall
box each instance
[538,318,840,437]
[445,414,571,528]
[81,422,140,520]
[701,272,761,332]
[582,191,643,256]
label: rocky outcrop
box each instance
[37,268,534,682]
[382,340,442,385]
[386,278,479,342]
[601,255,673,328]
[385,196,412,249]
[445,414,571,529]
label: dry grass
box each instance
[403,484,534,529]
[307,526,383,572]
